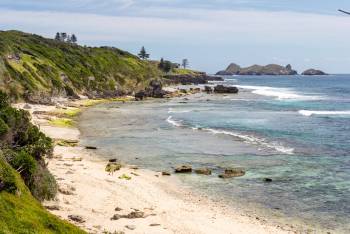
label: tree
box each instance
[71,34,77,43]
[138,46,149,60]
[158,58,165,70]
[60,33,67,42]
[182,59,189,69]
[163,60,172,73]
[54,32,61,41]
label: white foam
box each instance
[298,110,350,117]
[236,85,324,101]
[168,108,192,114]
[166,116,182,127]
[204,128,294,154]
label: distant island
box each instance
[301,69,328,76]
[216,63,327,76]
[216,63,297,76]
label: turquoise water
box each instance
[79,75,350,233]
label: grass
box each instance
[48,118,74,128]
[0,30,162,101]
[0,157,85,234]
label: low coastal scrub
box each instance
[0,91,55,200]
[0,30,162,102]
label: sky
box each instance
[1,0,350,73]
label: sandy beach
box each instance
[14,100,295,234]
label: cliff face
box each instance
[0,30,162,102]
[216,63,298,76]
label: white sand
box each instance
[16,102,294,234]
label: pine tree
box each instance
[71,34,77,44]
[182,59,189,69]
[55,32,61,41]
[138,46,150,60]
[158,58,165,70]
[163,60,172,73]
[61,33,67,42]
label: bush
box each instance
[30,165,57,201]
[0,118,9,137]
[0,156,17,193]
[9,151,37,181]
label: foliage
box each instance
[182,58,189,69]
[0,91,55,201]
[0,155,85,233]
[138,46,150,60]
[48,118,74,128]
[0,30,161,101]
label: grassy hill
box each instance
[0,30,162,102]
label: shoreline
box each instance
[16,97,298,234]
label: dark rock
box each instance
[175,165,192,173]
[125,225,136,230]
[219,168,245,178]
[150,224,161,226]
[109,158,117,163]
[135,91,146,101]
[214,85,239,94]
[162,171,171,176]
[194,168,212,175]
[85,146,97,150]
[302,69,328,76]
[44,205,60,211]
[115,207,123,211]
[68,215,85,223]
[111,211,145,220]
[204,86,213,93]
[264,178,273,182]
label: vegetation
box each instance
[0,154,85,234]
[0,92,55,201]
[0,92,84,233]
[182,59,189,69]
[138,46,150,60]
[0,30,161,102]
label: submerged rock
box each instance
[85,146,97,150]
[264,178,273,182]
[194,168,212,175]
[174,165,192,173]
[111,211,145,220]
[204,86,213,93]
[218,168,245,178]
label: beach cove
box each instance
[13,91,300,234]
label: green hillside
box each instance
[0,30,162,102]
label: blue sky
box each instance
[1,0,350,73]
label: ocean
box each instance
[79,75,350,233]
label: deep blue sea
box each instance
[80,75,350,233]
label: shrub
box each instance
[30,165,57,201]
[0,155,17,193]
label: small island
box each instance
[216,63,298,76]
[302,69,328,76]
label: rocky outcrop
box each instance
[216,63,298,76]
[135,80,169,100]
[194,168,212,175]
[302,69,328,76]
[214,85,239,94]
[174,165,192,173]
[164,73,223,85]
[218,168,245,178]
